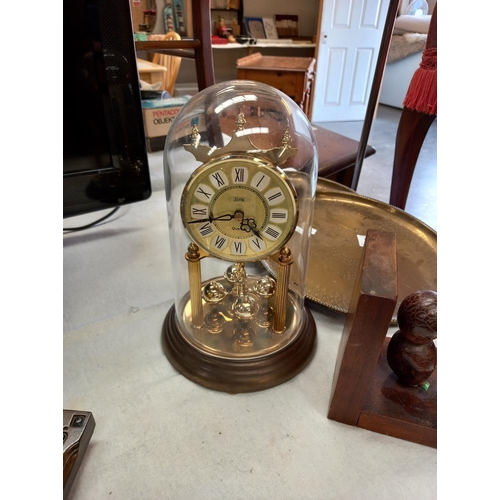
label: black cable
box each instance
[63,207,120,233]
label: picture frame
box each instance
[262,18,279,40]
[244,17,266,40]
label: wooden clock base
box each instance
[162,304,317,394]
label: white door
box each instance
[311,0,390,122]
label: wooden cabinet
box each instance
[236,52,315,116]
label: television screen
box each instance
[64,0,151,218]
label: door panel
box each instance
[312,0,390,122]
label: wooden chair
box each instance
[151,32,182,96]
[135,0,215,92]
[389,5,437,210]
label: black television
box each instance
[64,0,151,218]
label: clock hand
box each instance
[211,213,237,221]
[187,213,235,224]
[250,226,263,240]
[241,217,258,229]
[240,217,263,240]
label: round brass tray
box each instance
[264,178,437,323]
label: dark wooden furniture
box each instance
[327,229,437,448]
[390,110,435,209]
[315,126,376,187]
[236,53,315,116]
[135,0,215,92]
[389,5,437,209]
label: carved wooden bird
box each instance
[387,290,437,387]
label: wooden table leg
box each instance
[389,108,436,210]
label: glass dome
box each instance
[163,80,318,392]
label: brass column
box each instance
[186,243,204,328]
[273,246,293,334]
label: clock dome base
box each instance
[162,304,317,394]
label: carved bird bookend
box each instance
[387,290,437,388]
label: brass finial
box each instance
[235,109,246,131]
[183,112,297,165]
[190,124,201,147]
[187,242,200,259]
[281,128,292,149]
[279,246,292,263]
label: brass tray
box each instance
[316,177,355,193]
[264,178,437,323]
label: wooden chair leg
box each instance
[192,0,215,91]
[389,108,436,210]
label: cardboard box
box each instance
[141,96,191,139]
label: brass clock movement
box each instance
[162,81,318,393]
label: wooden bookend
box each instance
[328,229,398,424]
[357,338,437,448]
[327,229,437,448]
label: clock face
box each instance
[180,156,298,262]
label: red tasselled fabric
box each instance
[403,5,437,115]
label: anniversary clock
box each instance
[163,81,318,393]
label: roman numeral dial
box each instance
[181,156,298,261]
